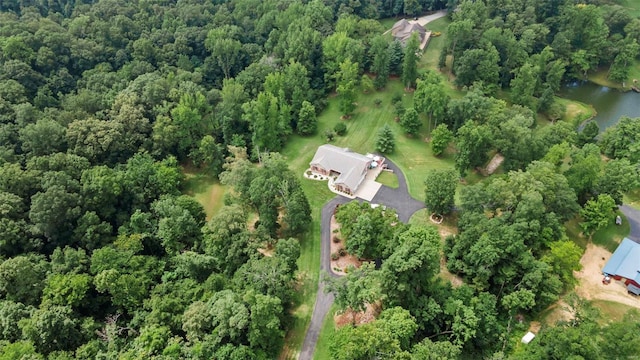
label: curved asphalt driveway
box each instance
[298,159,425,360]
[620,205,640,243]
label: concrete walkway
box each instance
[298,159,424,360]
[620,205,640,243]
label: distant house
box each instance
[602,238,640,295]
[309,145,374,195]
[391,19,427,44]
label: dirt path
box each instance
[574,244,640,309]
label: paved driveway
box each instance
[620,205,640,243]
[299,159,424,360]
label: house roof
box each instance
[391,19,426,43]
[602,238,640,284]
[310,144,371,191]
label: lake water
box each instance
[559,82,640,131]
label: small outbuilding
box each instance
[602,238,640,295]
[521,332,536,344]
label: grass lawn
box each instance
[565,209,630,253]
[616,0,640,17]
[181,168,226,220]
[588,59,640,91]
[376,170,399,188]
[420,17,451,71]
[592,210,630,252]
[312,305,338,360]
[591,300,637,326]
[623,189,640,209]
[280,78,455,357]
[556,96,596,125]
[565,218,588,250]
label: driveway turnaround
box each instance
[620,205,640,243]
[298,159,425,360]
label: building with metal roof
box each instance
[602,238,640,295]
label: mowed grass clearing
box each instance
[281,78,455,357]
[181,168,226,220]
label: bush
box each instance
[338,248,347,257]
[374,98,382,107]
[331,252,339,261]
[333,236,341,243]
[334,122,347,136]
[391,93,402,105]
[324,129,336,142]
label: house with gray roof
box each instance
[391,19,427,44]
[309,145,373,195]
[602,238,640,295]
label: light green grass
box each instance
[565,210,630,253]
[376,170,399,188]
[623,189,640,210]
[592,210,631,252]
[280,79,455,357]
[181,169,226,220]
[565,218,588,250]
[420,17,451,71]
[617,0,640,17]
[588,59,640,91]
[556,96,596,126]
[591,300,636,326]
[312,305,338,360]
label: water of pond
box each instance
[559,82,640,131]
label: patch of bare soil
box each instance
[257,247,274,257]
[528,321,542,333]
[330,216,361,275]
[334,302,382,328]
[574,244,640,309]
[485,153,504,175]
[541,300,573,326]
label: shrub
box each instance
[334,122,347,136]
[324,129,336,142]
[374,98,382,107]
[338,248,347,257]
[331,252,339,261]
[333,236,341,243]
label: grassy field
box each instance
[589,59,640,90]
[280,78,456,357]
[591,210,631,252]
[564,209,630,253]
[376,170,399,188]
[181,168,226,220]
[623,189,640,209]
[420,17,451,72]
[616,0,640,17]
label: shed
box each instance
[521,332,536,344]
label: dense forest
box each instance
[1,0,640,358]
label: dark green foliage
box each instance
[334,122,347,136]
[400,107,421,136]
[424,169,458,215]
[296,101,317,136]
[402,33,420,89]
[430,124,453,156]
[376,124,396,154]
